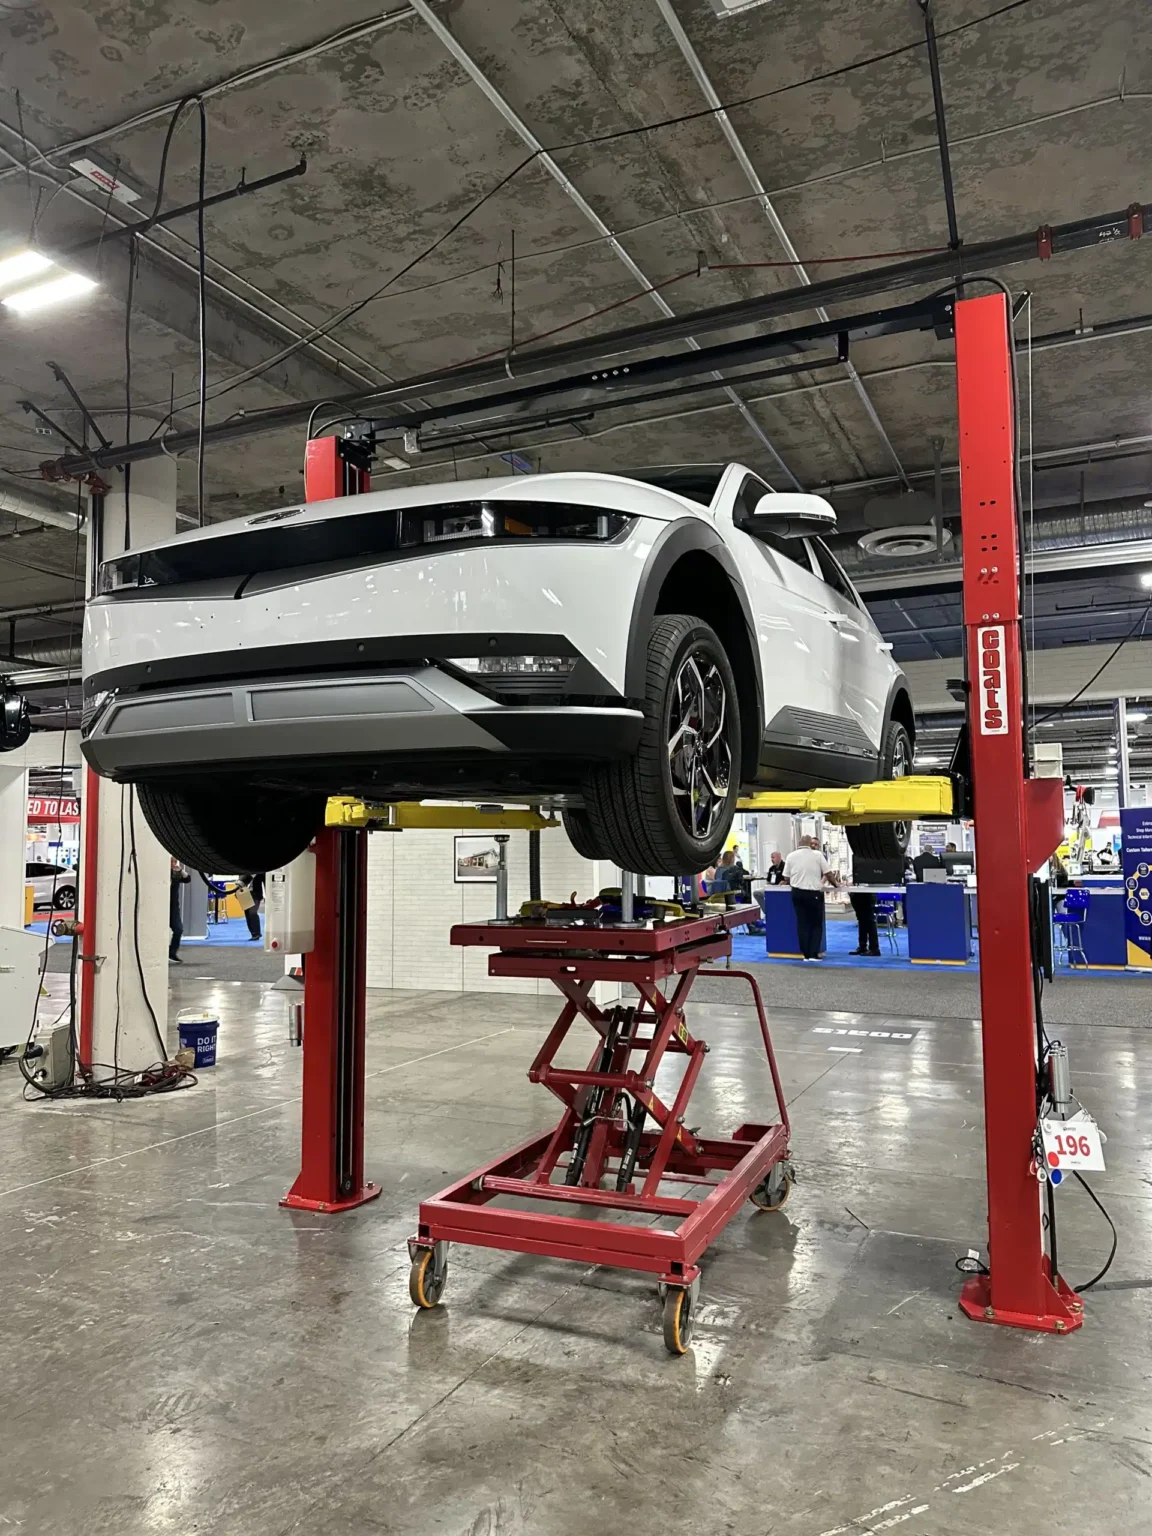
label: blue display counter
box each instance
[759,886,824,958]
[904,881,973,964]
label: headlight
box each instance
[453,656,577,677]
[399,505,630,547]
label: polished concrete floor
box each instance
[2,973,1150,1534]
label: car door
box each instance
[807,536,893,756]
[715,472,843,777]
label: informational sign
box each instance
[27,796,80,823]
[976,624,1008,734]
[1120,807,1152,968]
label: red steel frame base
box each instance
[412,910,790,1286]
[280,826,382,1215]
[959,1265,1083,1335]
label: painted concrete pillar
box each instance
[84,459,178,1073]
[0,762,28,930]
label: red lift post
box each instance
[280,432,381,1213]
[953,293,1079,1333]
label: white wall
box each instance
[366,825,620,996]
[906,637,1152,713]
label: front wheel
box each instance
[582,615,741,876]
[137,780,327,876]
[846,720,914,864]
[52,884,77,911]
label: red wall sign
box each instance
[27,796,81,823]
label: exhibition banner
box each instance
[1120,807,1152,968]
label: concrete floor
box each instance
[2,974,1150,1534]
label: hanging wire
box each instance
[1023,292,1036,733]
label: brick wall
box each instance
[365,824,621,998]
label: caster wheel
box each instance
[662,1286,694,1355]
[409,1248,448,1309]
[750,1164,792,1211]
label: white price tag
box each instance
[1041,1113,1106,1175]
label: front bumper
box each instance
[80,665,644,779]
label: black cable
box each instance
[148,96,199,223]
[123,233,136,547]
[1029,599,1152,730]
[195,99,208,527]
[127,786,169,1061]
[1072,1172,1118,1293]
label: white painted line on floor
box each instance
[951,1463,1019,1494]
[0,1027,514,1201]
[828,1046,863,1053]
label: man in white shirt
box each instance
[782,837,839,960]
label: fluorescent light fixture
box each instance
[1129,712,1147,723]
[0,250,54,291]
[1142,571,1152,589]
[915,756,942,766]
[3,272,97,314]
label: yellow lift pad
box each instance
[326,796,560,832]
[738,774,953,825]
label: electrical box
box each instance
[0,925,48,1051]
[1033,743,1064,780]
[265,850,316,955]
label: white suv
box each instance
[81,463,913,875]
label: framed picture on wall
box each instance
[454,835,501,883]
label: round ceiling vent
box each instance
[857,524,953,559]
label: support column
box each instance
[0,763,28,930]
[81,460,177,1075]
[1115,697,1131,810]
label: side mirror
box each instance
[744,491,837,538]
[0,691,31,752]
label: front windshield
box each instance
[626,465,727,507]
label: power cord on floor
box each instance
[1071,1172,1118,1294]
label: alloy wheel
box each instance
[667,650,733,841]
[891,731,910,844]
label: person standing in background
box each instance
[169,858,190,964]
[783,836,839,961]
[243,872,265,941]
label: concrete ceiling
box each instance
[1,0,1151,706]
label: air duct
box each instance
[0,486,84,534]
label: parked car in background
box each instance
[26,861,77,911]
[81,463,914,876]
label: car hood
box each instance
[120,472,708,560]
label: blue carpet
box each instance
[181,916,263,948]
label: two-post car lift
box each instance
[281,289,1083,1345]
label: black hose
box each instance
[528,830,541,903]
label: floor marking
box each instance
[951,1463,1019,1494]
[885,1288,928,1316]
[0,1027,514,1200]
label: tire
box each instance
[662,1287,694,1355]
[52,884,77,911]
[582,614,740,876]
[562,808,607,862]
[136,781,327,876]
[846,719,914,863]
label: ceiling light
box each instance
[1128,712,1147,723]
[2,272,97,314]
[1142,571,1152,589]
[915,756,943,766]
[0,250,54,291]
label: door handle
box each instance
[821,610,846,627]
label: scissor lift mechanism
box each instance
[407,905,791,1353]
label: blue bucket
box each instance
[177,1014,219,1068]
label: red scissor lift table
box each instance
[407,903,791,1353]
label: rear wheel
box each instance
[52,884,77,911]
[846,720,913,863]
[582,614,740,876]
[137,781,327,875]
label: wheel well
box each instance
[654,552,760,782]
[889,687,916,747]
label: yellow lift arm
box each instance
[738,774,953,825]
[325,796,560,832]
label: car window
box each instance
[731,476,808,565]
[627,465,727,506]
[809,537,863,609]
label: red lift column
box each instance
[281,428,381,1213]
[953,293,1080,1334]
